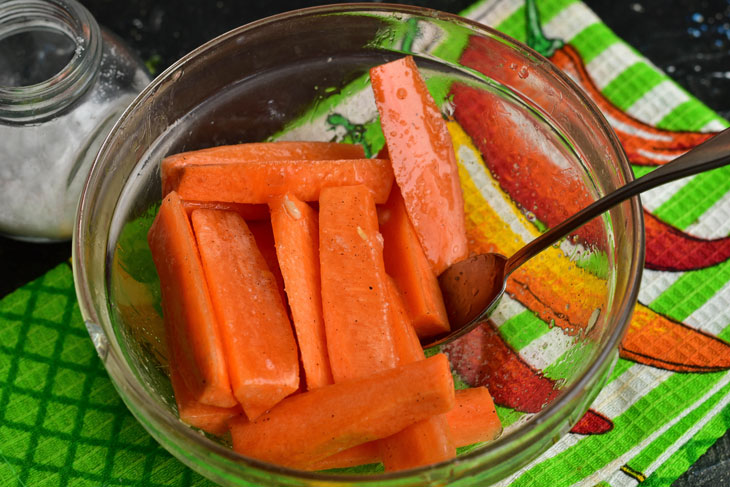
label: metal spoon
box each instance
[426,127,730,349]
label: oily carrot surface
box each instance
[307,387,500,471]
[192,209,299,420]
[147,191,236,408]
[229,354,455,469]
[181,200,269,220]
[446,387,501,447]
[319,185,397,382]
[173,159,394,205]
[270,194,333,390]
[247,219,287,306]
[168,354,241,436]
[370,55,468,275]
[380,187,450,338]
[378,278,455,471]
[161,141,366,196]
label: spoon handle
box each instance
[505,127,730,276]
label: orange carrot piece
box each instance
[447,387,502,446]
[378,278,455,471]
[147,191,236,407]
[162,141,366,196]
[306,387,500,470]
[270,194,333,390]
[380,187,450,338]
[169,355,241,436]
[370,55,468,275]
[191,209,299,420]
[229,354,455,469]
[319,185,397,382]
[181,200,269,220]
[247,219,287,306]
[173,159,394,205]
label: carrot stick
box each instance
[147,191,236,407]
[162,141,366,196]
[191,209,299,420]
[446,387,501,446]
[229,354,455,469]
[306,387,500,471]
[181,200,269,220]
[169,355,241,436]
[379,187,450,338]
[319,185,397,382]
[269,194,333,390]
[247,219,287,306]
[173,158,394,205]
[378,278,455,471]
[370,55,468,275]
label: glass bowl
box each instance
[72,4,643,486]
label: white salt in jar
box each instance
[0,0,151,240]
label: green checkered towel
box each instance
[3,0,730,485]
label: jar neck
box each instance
[0,0,102,123]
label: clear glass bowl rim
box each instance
[73,2,645,485]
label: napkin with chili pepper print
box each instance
[457,0,730,486]
[2,0,730,486]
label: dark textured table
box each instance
[3,1,729,485]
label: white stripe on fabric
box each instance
[586,42,644,91]
[465,0,524,28]
[606,470,639,487]
[624,80,690,126]
[602,112,675,143]
[543,2,599,43]
[638,177,693,213]
[701,119,729,132]
[685,280,730,336]
[683,190,730,239]
[638,269,682,305]
[519,327,576,370]
[491,294,529,327]
[590,364,672,419]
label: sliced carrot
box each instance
[370,55,468,275]
[162,141,366,196]
[248,219,287,306]
[191,209,299,420]
[319,185,397,382]
[270,194,333,390]
[379,187,450,338]
[173,159,394,205]
[378,278,455,471]
[229,354,455,469]
[307,387,500,471]
[147,191,236,407]
[446,387,501,446]
[181,200,269,220]
[169,354,241,436]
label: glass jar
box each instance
[0,0,151,241]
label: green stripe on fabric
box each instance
[653,166,730,229]
[642,400,730,486]
[569,23,616,64]
[627,376,730,474]
[650,258,730,321]
[657,99,725,132]
[507,370,727,486]
[632,165,655,179]
[496,404,526,429]
[601,63,665,111]
[494,0,579,43]
[499,310,553,351]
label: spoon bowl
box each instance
[428,126,730,349]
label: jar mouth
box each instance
[0,0,102,122]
